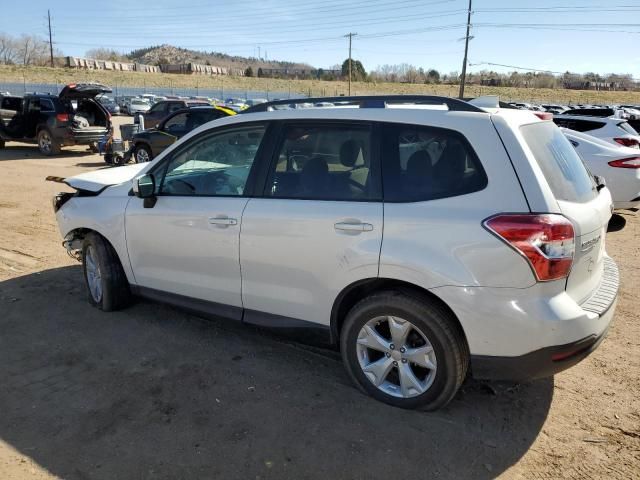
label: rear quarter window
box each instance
[521,122,597,203]
[381,123,487,202]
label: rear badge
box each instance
[581,235,601,252]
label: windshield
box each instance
[132,100,147,105]
[521,122,597,203]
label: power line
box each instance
[469,61,640,81]
[55,0,455,22]
[53,8,466,38]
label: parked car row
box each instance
[49,94,625,411]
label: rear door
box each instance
[239,121,383,328]
[520,121,612,304]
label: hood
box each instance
[49,163,147,193]
[59,83,112,100]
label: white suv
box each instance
[51,96,619,410]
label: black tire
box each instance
[340,291,468,410]
[37,129,61,155]
[81,232,132,311]
[133,144,152,163]
[0,138,5,148]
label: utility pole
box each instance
[458,0,472,99]
[47,9,54,67]
[257,46,261,60]
[345,32,357,95]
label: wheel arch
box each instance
[330,278,469,351]
[63,226,134,283]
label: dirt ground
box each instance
[0,116,638,479]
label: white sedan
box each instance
[563,128,640,210]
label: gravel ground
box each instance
[0,116,638,479]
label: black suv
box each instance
[136,99,210,128]
[0,83,112,155]
[129,105,234,162]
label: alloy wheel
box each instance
[356,316,437,398]
[85,246,103,303]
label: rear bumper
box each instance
[471,297,615,381]
[433,257,619,381]
[469,257,619,381]
[63,128,109,146]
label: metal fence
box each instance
[0,81,306,102]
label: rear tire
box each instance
[134,144,152,163]
[37,129,61,155]
[340,291,468,410]
[82,232,132,311]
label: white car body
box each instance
[553,114,640,149]
[563,128,640,209]
[52,97,619,408]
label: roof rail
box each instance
[242,95,484,114]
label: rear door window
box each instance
[381,123,487,202]
[265,123,380,201]
[521,122,597,203]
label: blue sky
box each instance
[2,0,639,77]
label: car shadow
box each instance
[0,144,96,161]
[0,266,553,480]
[607,213,627,232]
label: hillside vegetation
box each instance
[126,44,312,71]
[1,65,640,104]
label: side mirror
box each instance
[133,174,157,207]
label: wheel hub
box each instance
[356,315,437,399]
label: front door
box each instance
[240,121,383,328]
[125,123,268,317]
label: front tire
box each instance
[82,233,132,311]
[340,291,468,410]
[37,129,61,155]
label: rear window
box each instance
[521,122,597,203]
[617,121,639,135]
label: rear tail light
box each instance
[534,112,553,120]
[614,137,639,148]
[608,157,640,169]
[56,113,69,122]
[484,214,575,281]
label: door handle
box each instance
[334,222,374,232]
[208,216,238,226]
